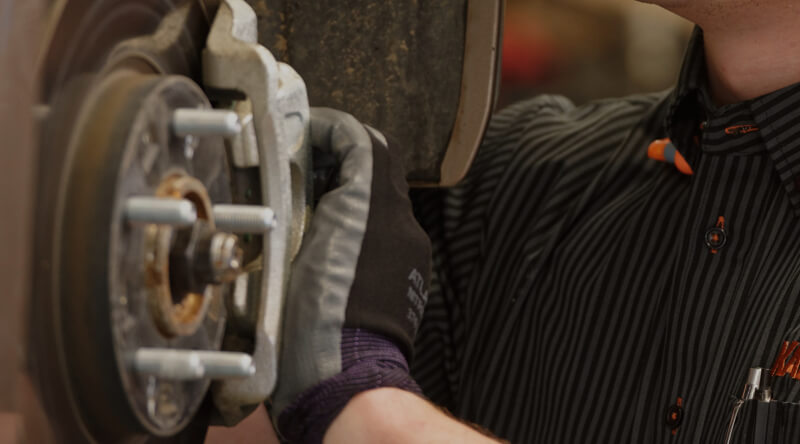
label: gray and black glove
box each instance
[270,108,432,442]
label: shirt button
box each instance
[705,226,727,250]
[666,404,683,428]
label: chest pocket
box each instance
[724,338,800,443]
[726,399,800,444]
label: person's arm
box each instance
[325,388,501,444]
[272,108,497,443]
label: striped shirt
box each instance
[412,28,800,443]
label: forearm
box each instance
[324,388,502,444]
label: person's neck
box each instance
[701,15,800,106]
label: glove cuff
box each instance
[277,328,422,444]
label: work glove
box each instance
[269,107,432,442]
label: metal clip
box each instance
[724,367,773,444]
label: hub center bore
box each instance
[145,173,219,338]
[56,71,236,439]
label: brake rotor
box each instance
[29,1,248,442]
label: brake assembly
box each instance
[31,0,308,441]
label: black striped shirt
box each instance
[412,28,800,443]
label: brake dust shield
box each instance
[246,0,503,186]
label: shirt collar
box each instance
[665,27,800,212]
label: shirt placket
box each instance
[658,141,781,443]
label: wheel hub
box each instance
[145,173,223,339]
[58,71,236,439]
[31,1,309,441]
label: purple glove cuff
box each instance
[277,328,422,444]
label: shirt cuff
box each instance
[277,328,422,444]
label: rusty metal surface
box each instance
[245,0,467,183]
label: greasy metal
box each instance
[213,204,276,233]
[203,0,311,424]
[436,0,504,187]
[172,108,242,138]
[124,196,198,227]
[133,349,255,380]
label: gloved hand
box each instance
[269,108,432,442]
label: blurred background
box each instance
[499,0,693,108]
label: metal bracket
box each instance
[203,0,310,425]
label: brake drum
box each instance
[30,1,238,441]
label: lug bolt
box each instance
[213,204,276,233]
[132,348,255,380]
[171,108,242,138]
[124,197,197,227]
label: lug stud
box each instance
[213,204,276,233]
[132,349,255,380]
[124,197,197,227]
[194,350,255,378]
[171,108,242,138]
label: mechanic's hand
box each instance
[269,108,432,439]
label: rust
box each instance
[147,173,216,338]
[172,292,206,326]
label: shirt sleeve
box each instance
[410,94,577,411]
